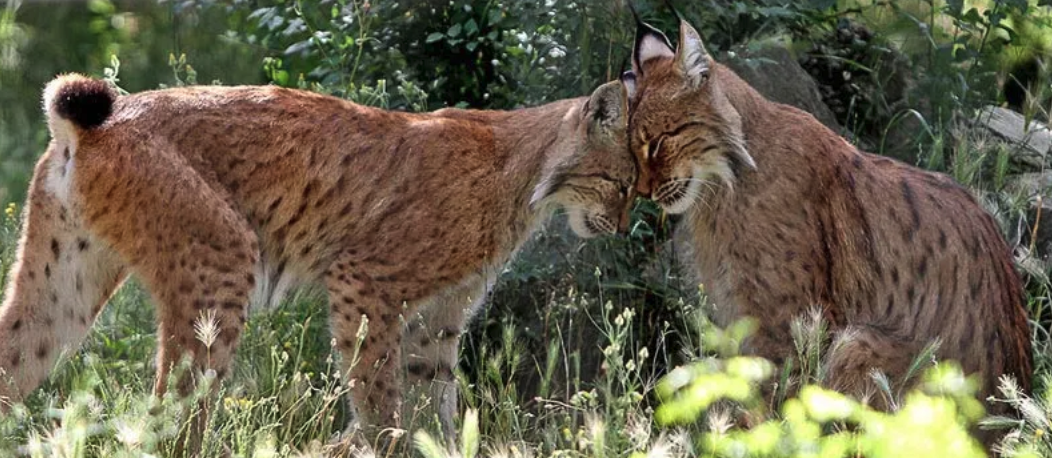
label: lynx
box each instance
[0,74,636,452]
[624,18,1031,441]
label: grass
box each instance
[0,179,1050,458]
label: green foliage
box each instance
[640,320,990,458]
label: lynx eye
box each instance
[650,136,667,159]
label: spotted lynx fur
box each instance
[624,18,1031,445]
[0,74,636,452]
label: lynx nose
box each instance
[618,189,635,233]
[635,168,653,198]
[618,212,631,233]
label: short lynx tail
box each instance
[42,74,116,146]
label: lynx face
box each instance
[532,81,636,237]
[624,20,754,214]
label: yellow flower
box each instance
[4,203,15,219]
[223,396,253,410]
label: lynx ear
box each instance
[631,9,673,76]
[585,80,628,138]
[675,19,710,88]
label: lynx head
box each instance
[625,18,754,214]
[530,80,636,238]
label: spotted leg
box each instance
[325,253,408,453]
[401,278,486,444]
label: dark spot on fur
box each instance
[11,320,21,331]
[77,239,89,251]
[267,197,283,215]
[406,362,433,378]
[50,239,60,259]
[900,180,921,240]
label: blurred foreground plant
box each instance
[636,319,993,458]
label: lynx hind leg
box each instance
[324,254,406,450]
[822,325,927,410]
[73,137,259,454]
[401,279,484,444]
[0,155,126,406]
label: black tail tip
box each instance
[52,77,116,130]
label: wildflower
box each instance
[4,202,15,219]
[115,420,144,447]
[194,309,220,350]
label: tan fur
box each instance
[628,21,1031,442]
[0,74,635,451]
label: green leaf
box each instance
[466,41,478,51]
[425,32,444,43]
[464,18,479,36]
[272,70,289,86]
[447,23,462,37]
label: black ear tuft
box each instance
[53,78,116,130]
[621,70,637,99]
[629,3,673,76]
[661,0,684,21]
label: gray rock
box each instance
[975,106,1052,171]
[724,44,841,132]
